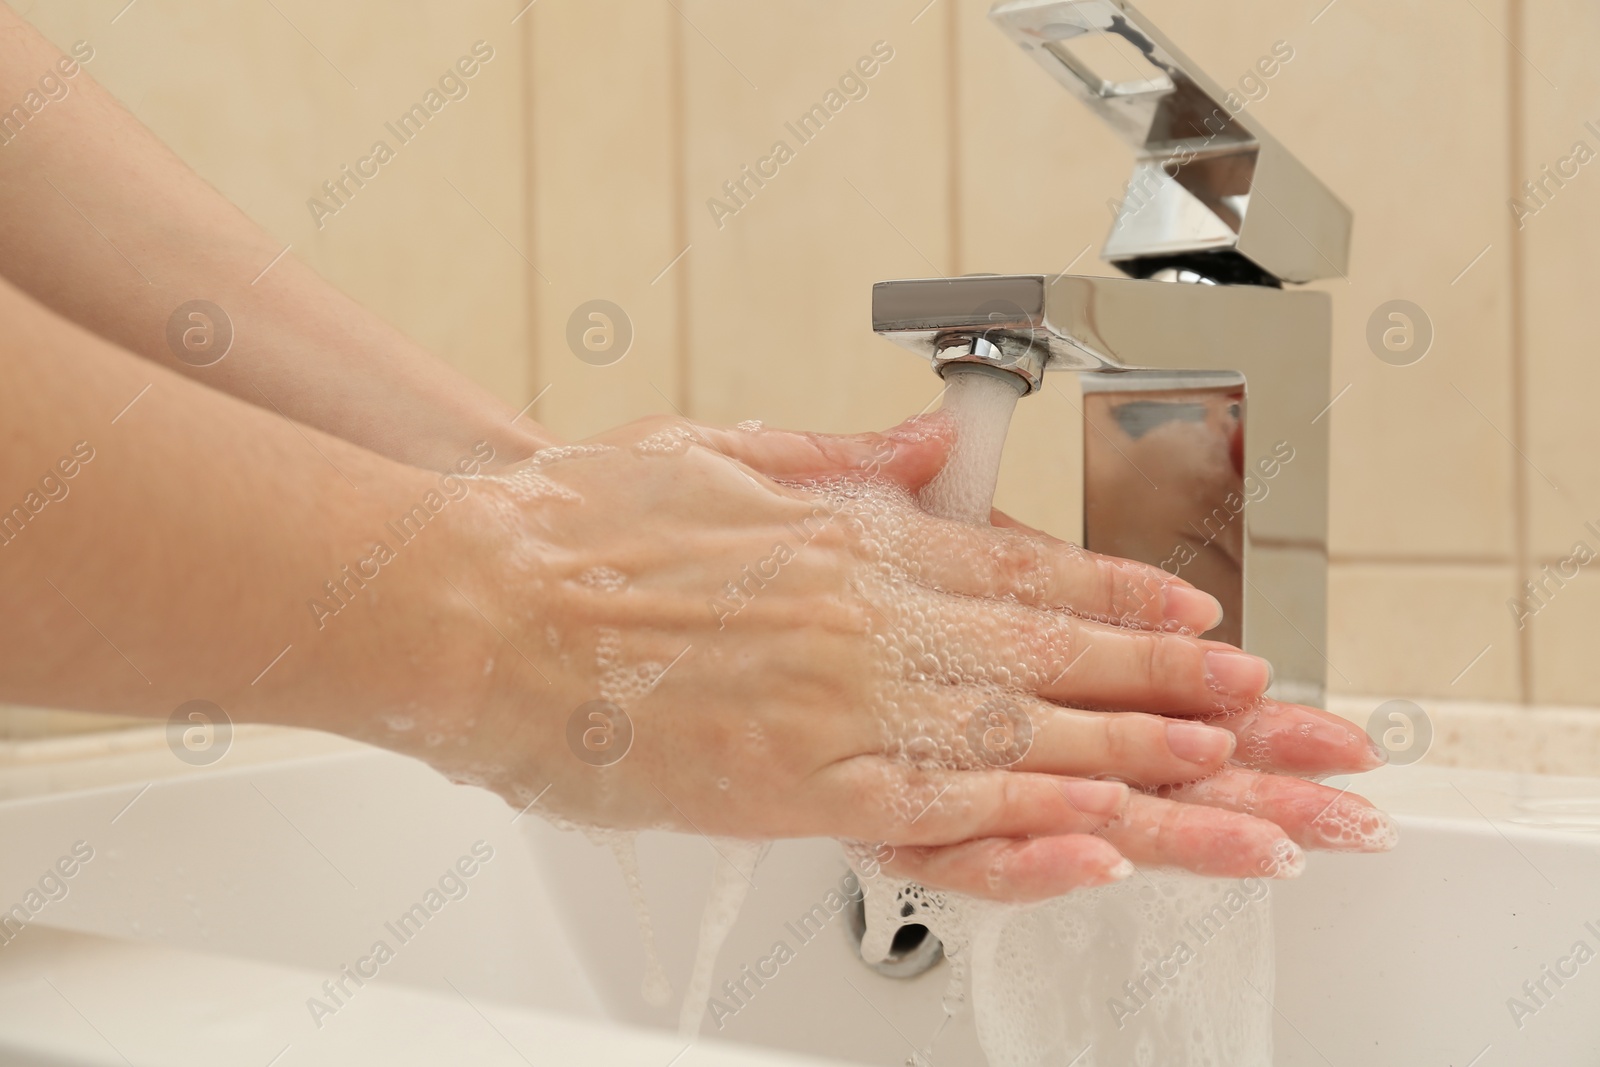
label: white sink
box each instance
[1,726,1596,1065]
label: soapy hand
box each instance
[729,420,1396,899]
[443,415,1390,903]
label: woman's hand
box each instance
[415,415,1391,902]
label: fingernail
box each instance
[1166,721,1236,765]
[1164,585,1224,631]
[1205,650,1273,701]
[1061,778,1129,816]
[1365,733,1390,768]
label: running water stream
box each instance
[916,366,1025,525]
[860,364,1276,1067]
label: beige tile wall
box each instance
[677,3,955,436]
[1520,0,1600,706]
[525,0,683,439]
[13,0,531,402]
[8,0,1596,739]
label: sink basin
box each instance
[1,725,1596,1065]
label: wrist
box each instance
[351,469,559,801]
[252,461,510,764]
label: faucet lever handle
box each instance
[987,0,1351,285]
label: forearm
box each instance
[0,7,553,472]
[0,276,501,745]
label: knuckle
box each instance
[1106,561,1164,626]
[1114,713,1179,788]
[1148,632,1195,687]
[1118,568,1158,624]
[1155,796,1195,852]
[1130,631,1163,685]
[804,515,850,554]
[1093,558,1124,621]
[992,543,1030,591]
[835,760,900,838]
[1103,714,1141,767]
[989,536,1041,597]
[998,772,1024,823]
[819,591,875,637]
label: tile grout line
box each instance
[1508,0,1533,704]
[1326,553,1518,568]
[945,0,962,276]
[520,5,542,425]
[669,1,691,417]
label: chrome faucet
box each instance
[872,0,1351,707]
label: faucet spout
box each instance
[931,335,1048,394]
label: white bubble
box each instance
[488,443,616,505]
[633,426,696,456]
[578,566,629,593]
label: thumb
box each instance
[698,414,953,490]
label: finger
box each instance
[1221,700,1386,776]
[697,415,953,491]
[881,835,1130,902]
[893,515,1223,634]
[859,572,1263,715]
[915,596,1272,715]
[705,421,1223,634]
[1161,767,1399,853]
[986,506,1221,633]
[1044,622,1272,714]
[823,758,1130,846]
[1098,793,1306,880]
[958,692,1238,787]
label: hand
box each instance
[723,420,1396,899]
[424,416,1387,902]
